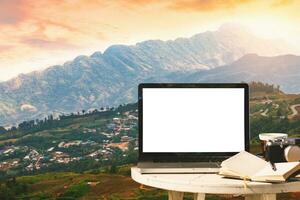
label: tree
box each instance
[92,109,98,114]
[10,126,17,132]
[109,165,117,174]
[0,126,7,134]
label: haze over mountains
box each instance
[185,54,300,93]
[144,54,300,92]
[0,24,298,125]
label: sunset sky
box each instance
[0,0,299,81]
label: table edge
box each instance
[131,167,300,194]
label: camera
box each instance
[265,137,300,163]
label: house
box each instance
[4,149,14,154]
[58,142,65,148]
[47,147,55,152]
[113,117,121,123]
[24,155,30,160]
[128,115,138,120]
[106,123,116,129]
[121,135,133,142]
[87,182,99,186]
[106,142,129,151]
[26,163,34,171]
[88,150,101,157]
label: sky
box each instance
[0,0,299,81]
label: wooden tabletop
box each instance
[131,167,300,195]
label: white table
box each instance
[131,167,300,200]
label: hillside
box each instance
[0,103,139,178]
[0,24,293,126]
[1,168,299,200]
[0,83,300,199]
[1,82,300,177]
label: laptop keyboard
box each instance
[138,162,221,168]
[152,156,227,163]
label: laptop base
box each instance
[137,162,220,174]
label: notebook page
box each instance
[252,162,300,181]
[221,151,267,177]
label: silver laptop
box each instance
[137,83,249,174]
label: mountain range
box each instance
[171,53,300,93]
[0,24,298,126]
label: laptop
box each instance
[137,83,249,174]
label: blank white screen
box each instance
[142,88,245,152]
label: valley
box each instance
[0,82,300,199]
[0,103,139,178]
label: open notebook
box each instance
[219,151,300,183]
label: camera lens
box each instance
[284,146,300,162]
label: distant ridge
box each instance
[0,24,296,125]
[182,54,300,93]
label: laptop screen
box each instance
[142,87,245,153]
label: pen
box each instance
[270,162,277,171]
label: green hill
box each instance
[0,103,139,179]
[1,166,299,200]
[1,82,300,199]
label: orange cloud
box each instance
[21,38,79,50]
[0,0,29,24]
[0,0,107,52]
[0,0,299,81]
[0,45,13,53]
[168,0,254,11]
[119,0,164,7]
[272,0,294,7]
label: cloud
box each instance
[21,38,79,50]
[118,0,166,8]
[0,45,13,53]
[168,0,254,12]
[119,0,157,5]
[0,0,29,24]
[0,0,298,81]
[37,19,79,33]
[272,0,294,7]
